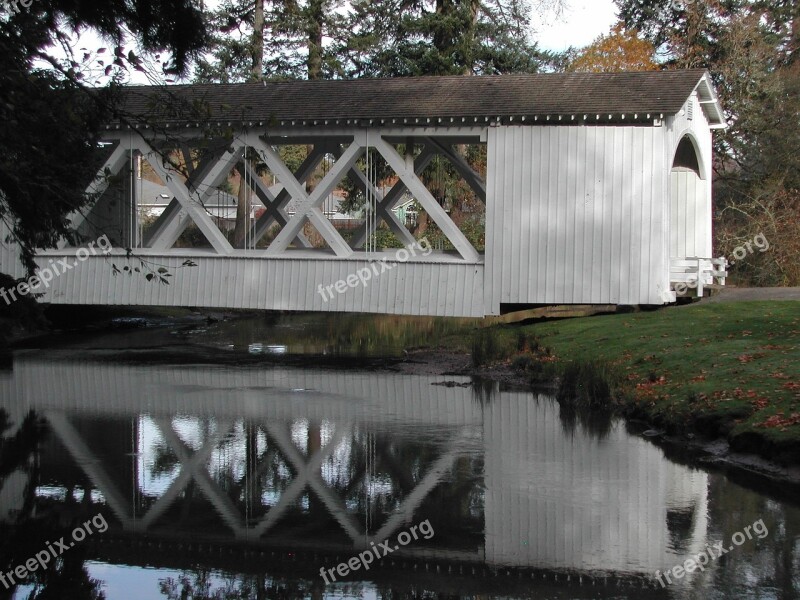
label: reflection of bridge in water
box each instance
[1,357,708,587]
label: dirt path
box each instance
[704,287,800,303]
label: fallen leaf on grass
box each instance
[756,413,800,430]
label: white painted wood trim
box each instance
[330,145,418,248]
[239,159,312,249]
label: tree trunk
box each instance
[307,0,323,80]
[235,0,265,247]
[252,0,265,80]
[463,0,479,75]
[233,168,252,249]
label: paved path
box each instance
[704,287,800,303]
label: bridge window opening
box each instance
[68,141,152,250]
[419,145,486,253]
[672,136,702,177]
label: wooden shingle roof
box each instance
[112,69,724,129]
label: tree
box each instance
[616,0,798,67]
[0,0,207,274]
[336,0,547,77]
[194,0,344,82]
[569,24,659,72]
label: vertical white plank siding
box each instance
[486,125,670,313]
[14,251,485,318]
[670,170,709,259]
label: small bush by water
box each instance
[471,328,502,367]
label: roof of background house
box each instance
[110,69,724,129]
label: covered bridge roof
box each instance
[111,69,725,130]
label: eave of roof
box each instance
[693,71,727,129]
[104,69,725,130]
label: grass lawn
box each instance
[467,301,800,462]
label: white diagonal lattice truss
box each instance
[69,129,485,261]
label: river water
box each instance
[0,314,798,599]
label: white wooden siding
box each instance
[670,170,711,258]
[485,125,671,312]
[1,248,484,317]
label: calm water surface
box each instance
[0,315,798,599]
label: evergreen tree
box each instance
[194,0,345,81]
[337,0,546,77]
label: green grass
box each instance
[452,302,800,462]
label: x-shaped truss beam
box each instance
[44,412,475,550]
[248,133,360,257]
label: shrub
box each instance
[471,328,500,367]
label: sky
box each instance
[531,0,619,52]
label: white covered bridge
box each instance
[0,70,727,317]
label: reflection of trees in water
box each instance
[0,409,106,600]
[555,361,615,440]
[319,314,473,356]
[471,376,497,405]
[221,313,474,356]
[159,570,331,600]
[693,474,800,598]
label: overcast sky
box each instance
[532,0,618,51]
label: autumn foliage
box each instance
[569,24,659,73]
